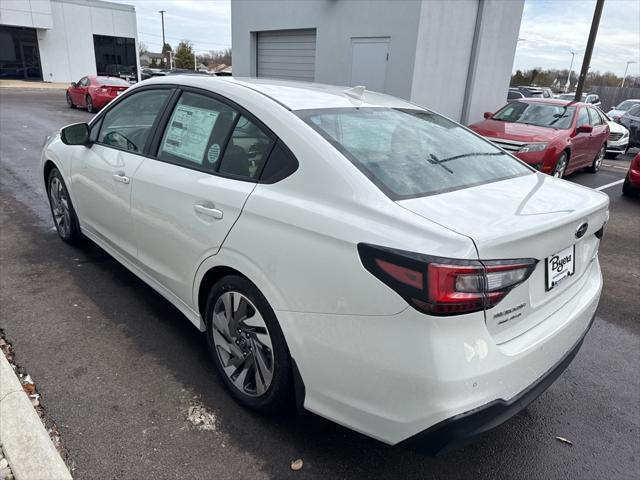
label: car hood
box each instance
[468,119,562,143]
[608,121,628,135]
[397,172,609,259]
[608,109,627,118]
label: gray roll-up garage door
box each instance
[256,29,316,82]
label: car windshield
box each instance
[297,108,532,199]
[96,77,130,86]
[615,100,639,111]
[492,101,576,129]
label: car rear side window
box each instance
[297,108,532,199]
[577,108,590,127]
[218,116,275,180]
[98,89,170,153]
[588,108,603,126]
[158,92,238,170]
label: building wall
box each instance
[0,0,54,29]
[410,0,479,121]
[460,0,524,124]
[231,0,422,99]
[232,0,523,124]
[35,0,139,83]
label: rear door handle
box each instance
[194,203,223,220]
[113,172,130,184]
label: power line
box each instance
[138,31,230,48]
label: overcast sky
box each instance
[114,0,639,76]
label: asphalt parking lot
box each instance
[1,88,638,479]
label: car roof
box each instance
[140,75,422,111]
[518,98,589,107]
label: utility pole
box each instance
[194,52,197,71]
[158,10,166,47]
[575,0,604,101]
[621,61,637,88]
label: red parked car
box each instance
[468,99,609,178]
[622,153,640,197]
[66,75,130,113]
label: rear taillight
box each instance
[359,244,536,316]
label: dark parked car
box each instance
[619,104,640,148]
[512,86,544,98]
[468,99,609,178]
[623,153,640,197]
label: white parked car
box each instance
[40,77,608,451]
[605,118,630,158]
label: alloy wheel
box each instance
[553,154,568,178]
[210,291,274,397]
[49,177,71,237]
[86,96,93,113]
[594,146,605,171]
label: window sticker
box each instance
[161,104,219,164]
[207,143,221,164]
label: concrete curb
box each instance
[0,81,68,90]
[0,352,71,480]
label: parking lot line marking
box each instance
[602,163,630,170]
[595,179,625,191]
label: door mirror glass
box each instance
[576,124,593,134]
[61,123,90,145]
[484,111,493,119]
[71,82,77,88]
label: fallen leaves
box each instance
[555,436,573,446]
[187,405,217,431]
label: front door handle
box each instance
[113,172,130,184]
[194,203,223,220]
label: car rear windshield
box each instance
[297,108,532,199]
[96,77,130,86]
[492,101,576,129]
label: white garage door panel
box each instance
[257,29,316,82]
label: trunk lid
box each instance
[399,173,609,343]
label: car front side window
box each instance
[97,89,171,154]
[577,108,590,127]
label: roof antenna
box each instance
[343,85,366,101]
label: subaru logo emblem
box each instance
[575,222,588,239]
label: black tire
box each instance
[553,152,569,178]
[47,168,83,244]
[86,95,95,113]
[622,174,639,196]
[205,275,292,412]
[66,92,75,108]
[586,144,606,173]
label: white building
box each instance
[0,0,140,83]
[231,0,524,124]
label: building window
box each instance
[93,34,137,80]
[0,26,42,80]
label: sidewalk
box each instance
[0,80,68,90]
[0,349,71,480]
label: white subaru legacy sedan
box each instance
[41,77,608,451]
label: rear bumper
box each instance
[400,311,595,454]
[92,93,118,108]
[277,258,602,445]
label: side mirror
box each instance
[70,82,77,88]
[576,124,593,134]
[60,123,90,146]
[484,111,493,119]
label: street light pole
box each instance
[575,0,605,101]
[566,50,575,92]
[621,61,637,88]
[158,10,166,47]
